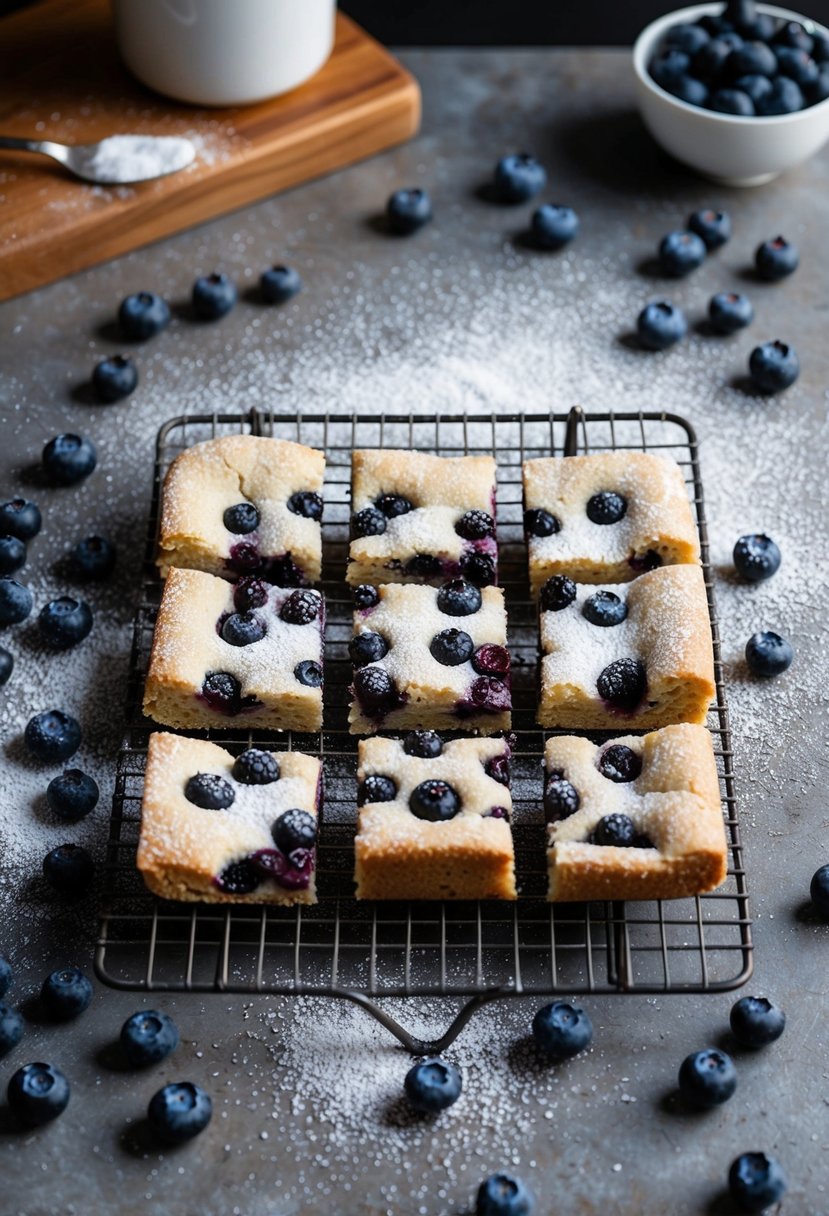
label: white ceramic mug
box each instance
[112,0,336,107]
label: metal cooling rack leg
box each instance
[338,988,513,1055]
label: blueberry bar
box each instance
[137,732,321,904]
[143,568,324,732]
[347,449,498,587]
[348,579,511,735]
[543,724,727,902]
[157,435,325,585]
[355,732,516,900]
[523,451,699,594]
[538,564,714,730]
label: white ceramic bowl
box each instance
[633,3,829,184]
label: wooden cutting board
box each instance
[0,0,420,301]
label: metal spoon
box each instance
[0,133,196,184]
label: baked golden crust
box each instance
[544,724,727,902]
[347,449,497,586]
[143,568,323,732]
[157,434,324,583]
[137,732,321,905]
[538,564,715,730]
[523,451,700,593]
[355,736,516,900]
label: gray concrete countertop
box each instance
[2,48,828,1216]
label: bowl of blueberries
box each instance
[633,0,829,183]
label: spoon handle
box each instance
[0,135,51,154]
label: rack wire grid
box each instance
[95,407,752,1052]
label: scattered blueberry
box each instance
[430,628,474,666]
[678,1047,737,1107]
[596,658,647,710]
[70,535,116,579]
[215,859,260,895]
[539,575,576,613]
[523,508,559,537]
[729,996,786,1048]
[25,709,82,762]
[583,590,627,627]
[233,748,280,785]
[376,492,414,518]
[530,204,579,251]
[38,596,93,648]
[658,230,707,277]
[0,498,41,541]
[403,731,444,758]
[0,1003,23,1058]
[727,39,778,78]
[748,340,799,392]
[42,434,97,486]
[223,502,260,534]
[192,272,237,320]
[121,1009,179,1067]
[710,87,755,114]
[272,808,317,855]
[475,1173,535,1216]
[0,535,26,575]
[406,553,443,580]
[809,863,829,918]
[358,774,398,804]
[598,744,642,783]
[728,1152,787,1212]
[755,236,799,281]
[756,75,805,113]
[493,153,546,203]
[46,769,99,821]
[436,579,481,617]
[294,659,323,687]
[148,1081,213,1143]
[118,291,170,340]
[260,264,303,303]
[544,776,580,822]
[42,844,94,897]
[40,968,93,1021]
[593,812,638,846]
[485,754,511,786]
[0,646,12,686]
[0,956,11,998]
[745,630,793,677]
[221,611,265,647]
[233,577,269,612]
[279,589,321,625]
[200,671,248,715]
[287,491,323,520]
[353,584,380,610]
[708,291,754,334]
[92,354,138,403]
[404,1057,462,1112]
[351,506,387,537]
[733,533,780,581]
[532,1001,593,1058]
[349,631,389,667]
[455,509,495,540]
[352,665,398,715]
[7,1062,70,1126]
[185,772,235,810]
[386,188,432,235]
[774,45,819,88]
[471,643,510,677]
[460,551,496,586]
[0,577,33,626]
[586,491,626,524]
[409,779,460,822]
[637,300,687,350]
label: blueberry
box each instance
[233,577,269,611]
[353,665,398,715]
[358,774,398,804]
[25,710,82,762]
[70,535,116,579]
[0,1003,23,1058]
[120,1009,179,1067]
[748,340,799,393]
[463,675,511,715]
[0,956,11,998]
[694,37,738,80]
[544,776,580,822]
[539,575,576,612]
[260,264,302,303]
[745,630,793,677]
[755,236,799,281]
[221,611,265,647]
[738,12,776,42]
[658,230,707,277]
[775,18,813,52]
[523,508,559,538]
[455,509,494,540]
[148,1081,212,1143]
[678,1047,737,1107]
[38,596,93,648]
[733,533,780,582]
[697,15,735,37]
[376,493,414,517]
[430,627,474,666]
[409,779,460,822]
[92,354,138,403]
[734,72,773,106]
[593,812,638,846]
[775,45,819,87]
[42,433,97,486]
[280,589,321,625]
[272,807,317,855]
[386,187,432,235]
[475,1172,535,1216]
[664,23,710,55]
[471,643,510,677]
[406,553,442,580]
[493,153,546,203]
[727,40,778,78]
[402,731,442,759]
[729,996,786,1048]
[485,755,511,786]
[294,659,323,687]
[287,490,323,520]
[404,1057,462,1112]
[586,491,626,525]
[347,631,386,668]
[8,1062,70,1126]
[583,590,627,627]
[0,498,41,540]
[215,859,260,895]
[0,577,33,626]
[232,748,280,784]
[353,584,380,610]
[0,535,26,575]
[598,745,642,783]
[460,551,496,586]
[532,1000,593,1058]
[201,671,245,714]
[185,772,235,809]
[0,646,12,686]
[597,657,647,709]
[118,291,170,340]
[710,87,755,114]
[43,843,94,897]
[351,506,387,537]
[666,75,710,105]
[436,579,481,617]
[192,272,237,319]
[813,30,829,63]
[810,66,829,102]
[637,300,687,350]
[708,291,754,334]
[756,76,805,113]
[530,204,579,251]
[651,48,692,91]
[809,864,829,917]
[223,502,260,534]
[40,967,93,1021]
[46,769,99,821]
[728,1152,787,1212]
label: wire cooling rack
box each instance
[95,408,752,1052]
